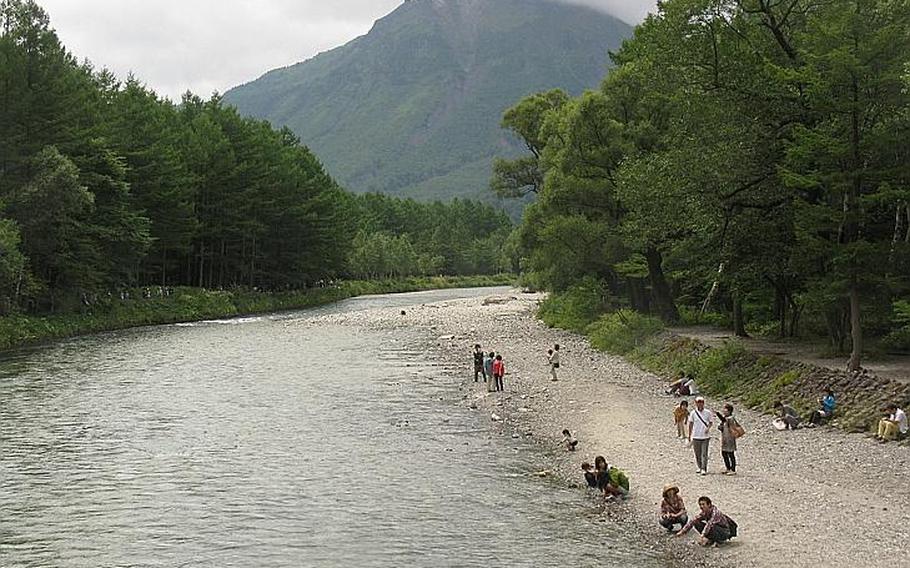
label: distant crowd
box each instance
[469,341,909,550]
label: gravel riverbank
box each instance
[304,290,910,568]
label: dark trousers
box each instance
[694,520,731,544]
[495,375,503,391]
[722,451,736,472]
[809,410,830,425]
[660,515,688,531]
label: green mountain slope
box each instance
[224,0,632,204]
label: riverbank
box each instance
[306,290,910,568]
[0,275,513,352]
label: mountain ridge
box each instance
[224,0,633,205]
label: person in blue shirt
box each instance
[808,388,836,426]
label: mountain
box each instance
[224,0,632,205]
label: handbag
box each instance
[730,421,746,439]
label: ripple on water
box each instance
[0,288,662,568]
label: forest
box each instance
[494,0,910,369]
[0,0,512,318]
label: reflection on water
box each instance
[0,288,661,567]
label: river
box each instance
[0,287,662,567]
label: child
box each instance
[492,354,505,392]
[581,462,598,488]
[562,428,578,451]
[674,400,689,439]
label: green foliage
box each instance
[346,194,512,278]
[223,1,631,210]
[498,0,910,364]
[537,277,612,332]
[587,309,664,355]
[0,1,513,320]
[677,306,728,328]
[883,301,910,352]
[0,274,515,351]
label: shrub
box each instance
[538,277,611,333]
[693,341,747,395]
[587,309,664,355]
[678,305,729,327]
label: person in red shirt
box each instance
[492,354,505,391]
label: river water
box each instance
[0,287,661,567]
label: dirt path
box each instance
[307,291,910,568]
[671,326,910,384]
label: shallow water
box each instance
[0,287,662,567]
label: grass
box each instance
[541,304,910,436]
[0,274,515,351]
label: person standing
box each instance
[718,403,740,475]
[673,400,689,439]
[483,351,494,390]
[547,344,560,381]
[492,354,506,392]
[687,396,715,475]
[473,344,485,383]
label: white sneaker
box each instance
[700,469,707,476]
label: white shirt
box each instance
[891,408,908,434]
[688,408,715,439]
[683,379,698,395]
[549,351,560,365]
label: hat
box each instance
[662,484,679,496]
[695,396,705,402]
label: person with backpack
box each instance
[676,496,737,546]
[593,455,629,500]
[718,403,742,475]
[687,397,715,475]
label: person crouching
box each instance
[676,496,738,546]
[659,484,688,532]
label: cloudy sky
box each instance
[40,0,657,100]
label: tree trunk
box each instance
[627,277,650,314]
[645,248,679,323]
[847,281,862,372]
[889,201,904,266]
[774,286,787,338]
[732,290,748,338]
[845,64,863,373]
[700,263,725,316]
[161,248,168,288]
[197,242,205,288]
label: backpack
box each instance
[609,467,630,491]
